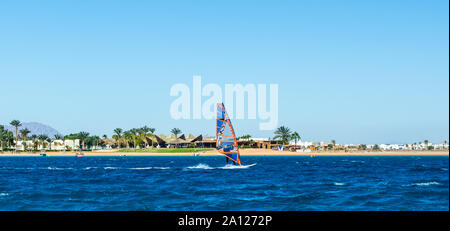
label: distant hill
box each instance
[3,122,61,138]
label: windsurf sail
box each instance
[216,103,241,165]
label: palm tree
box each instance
[78,132,90,150]
[273,126,292,145]
[0,125,6,151]
[89,136,100,150]
[358,144,367,151]
[113,128,123,148]
[373,144,380,151]
[30,134,38,151]
[171,128,181,137]
[123,130,132,150]
[54,134,63,151]
[10,120,22,149]
[38,134,49,150]
[139,126,152,149]
[17,128,31,151]
[291,132,301,147]
[129,128,139,150]
[6,131,13,148]
[240,134,252,141]
[20,128,31,141]
[238,134,252,147]
[23,142,28,151]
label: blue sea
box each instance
[0,156,448,211]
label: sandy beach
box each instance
[0,148,448,157]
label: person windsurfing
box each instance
[216,103,241,166]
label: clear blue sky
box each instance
[0,0,448,144]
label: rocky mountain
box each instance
[3,122,61,138]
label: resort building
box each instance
[15,139,80,151]
[152,134,204,148]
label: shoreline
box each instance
[0,149,448,157]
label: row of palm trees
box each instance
[3,119,302,152]
[111,127,189,150]
[1,120,185,152]
[112,126,157,150]
[1,120,111,151]
[1,120,28,151]
[0,125,57,151]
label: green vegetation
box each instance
[239,134,251,141]
[373,144,380,150]
[118,148,212,153]
[358,144,367,150]
[10,120,22,148]
[20,128,31,141]
[0,125,14,151]
[273,126,293,145]
[171,128,181,136]
[291,132,301,146]
[112,126,156,150]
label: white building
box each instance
[289,140,313,147]
[16,139,80,151]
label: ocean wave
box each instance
[128,167,153,170]
[333,182,347,186]
[0,193,9,197]
[45,167,73,170]
[185,164,214,170]
[83,167,98,170]
[153,167,170,170]
[1,167,35,170]
[104,167,119,170]
[411,182,440,186]
[128,167,170,170]
[84,166,170,170]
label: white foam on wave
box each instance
[83,167,98,170]
[153,167,170,170]
[104,167,119,170]
[46,167,73,170]
[127,167,170,170]
[185,164,214,170]
[128,167,153,170]
[85,166,170,170]
[185,163,257,170]
[411,182,440,186]
[333,182,346,186]
[219,163,257,169]
[0,193,9,197]
[5,167,35,170]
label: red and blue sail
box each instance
[216,103,241,165]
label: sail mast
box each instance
[216,103,241,165]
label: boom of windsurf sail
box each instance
[216,103,241,165]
